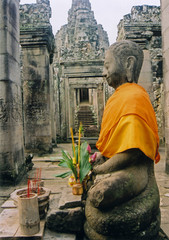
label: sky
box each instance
[20,0,160,44]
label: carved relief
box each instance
[25,102,49,122]
[0,99,8,123]
[0,95,22,124]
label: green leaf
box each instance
[58,161,68,168]
[61,150,72,162]
[80,161,91,183]
[79,141,91,183]
[80,141,89,162]
[60,149,77,180]
[55,171,72,178]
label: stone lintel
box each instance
[60,60,104,78]
[60,60,104,67]
[68,79,103,89]
[65,73,103,78]
[124,38,148,49]
[124,22,161,28]
[123,24,161,36]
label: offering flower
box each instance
[68,176,76,187]
[55,125,92,186]
[90,152,97,163]
[87,144,91,154]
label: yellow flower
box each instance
[73,157,76,165]
[68,176,76,187]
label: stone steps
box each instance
[75,105,97,133]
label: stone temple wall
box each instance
[20,0,55,154]
[117,5,164,143]
[0,0,25,185]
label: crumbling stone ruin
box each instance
[117,5,164,143]
[54,0,109,140]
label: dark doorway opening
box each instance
[80,88,89,103]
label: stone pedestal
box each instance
[0,0,25,185]
[46,190,84,234]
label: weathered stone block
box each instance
[0,55,20,84]
[58,191,82,210]
[46,207,84,234]
[0,29,19,60]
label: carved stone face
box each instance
[103,50,125,89]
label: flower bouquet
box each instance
[55,124,96,195]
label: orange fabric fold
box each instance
[96,83,160,163]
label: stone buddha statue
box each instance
[84,40,161,240]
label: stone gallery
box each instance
[0,0,169,239]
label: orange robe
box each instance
[96,83,160,163]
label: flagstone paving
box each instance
[0,143,169,239]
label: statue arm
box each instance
[93,148,143,174]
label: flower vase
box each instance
[72,183,83,195]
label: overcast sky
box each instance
[20,0,160,44]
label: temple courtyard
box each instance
[0,143,168,239]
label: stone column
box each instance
[161,0,169,173]
[20,33,54,154]
[0,0,25,185]
[138,50,154,102]
[20,1,54,154]
[97,82,104,129]
[59,73,67,140]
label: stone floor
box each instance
[0,143,169,239]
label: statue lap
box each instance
[84,153,160,240]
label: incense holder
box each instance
[18,193,40,235]
[11,187,51,219]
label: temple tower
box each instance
[54,0,109,140]
[0,0,25,185]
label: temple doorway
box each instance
[74,87,99,137]
[80,88,89,103]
